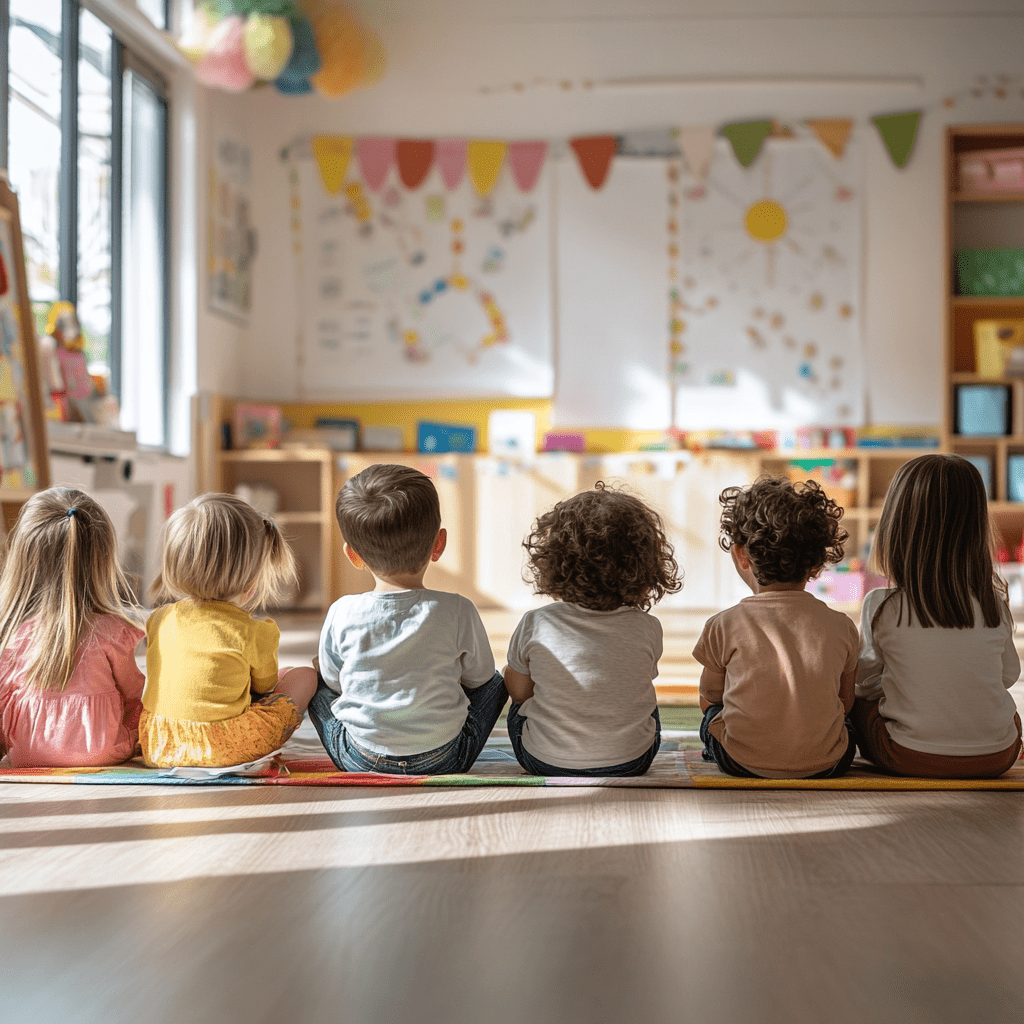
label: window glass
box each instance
[8,0,62,338]
[120,69,166,447]
[77,9,113,374]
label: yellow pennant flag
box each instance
[312,136,354,194]
[806,118,854,160]
[468,140,507,196]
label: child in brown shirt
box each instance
[693,476,859,779]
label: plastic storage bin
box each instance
[956,248,1024,297]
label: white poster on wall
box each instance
[673,137,864,428]
[294,154,553,398]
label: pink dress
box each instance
[0,615,145,767]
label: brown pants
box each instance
[851,698,1022,779]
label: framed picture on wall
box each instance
[208,133,255,324]
[0,175,50,507]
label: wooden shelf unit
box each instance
[217,447,335,612]
[944,124,1024,548]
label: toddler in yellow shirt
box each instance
[140,494,318,768]
[693,476,859,779]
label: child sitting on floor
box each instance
[141,493,318,768]
[503,482,682,777]
[310,464,507,775]
[0,488,145,768]
[694,476,858,779]
[854,454,1021,778]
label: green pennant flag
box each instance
[721,120,773,167]
[872,111,922,169]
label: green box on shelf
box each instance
[955,248,1024,297]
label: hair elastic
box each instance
[65,507,79,518]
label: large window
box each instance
[2,0,169,447]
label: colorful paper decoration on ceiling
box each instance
[570,136,618,189]
[468,141,507,196]
[872,111,922,169]
[312,135,353,194]
[806,119,854,160]
[720,120,774,167]
[180,1,385,98]
[357,137,396,192]
[396,140,435,189]
[436,138,469,191]
[677,126,715,185]
[507,141,548,193]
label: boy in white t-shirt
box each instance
[693,477,859,779]
[310,464,506,774]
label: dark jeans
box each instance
[308,672,508,775]
[700,703,857,779]
[506,702,661,777]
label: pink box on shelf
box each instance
[958,147,1024,193]
[542,431,585,453]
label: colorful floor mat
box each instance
[2,749,1024,789]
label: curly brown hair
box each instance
[718,476,847,585]
[523,482,683,611]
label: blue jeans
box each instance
[308,672,508,775]
[506,702,661,777]
[700,703,857,779]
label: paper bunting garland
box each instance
[468,140,507,196]
[570,136,618,190]
[312,136,353,194]
[721,120,773,168]
[677,127,715,184]
[396,140,435,189]
[507,141,548,193]
[435,138,468,191]
[357,136,396,192]
[806,119,854,160]
[872,111,922,169]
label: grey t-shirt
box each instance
[506,602,662,770]
[318,589,496,755]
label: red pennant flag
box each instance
[507,140,548,193]
[357,136,396,192]
[570,135,618,190]
[435,138,468,191]
[395,140,435,189]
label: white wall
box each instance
[230,2,1024,426]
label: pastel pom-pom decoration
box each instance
[195,16,256,93]
[178,6,215,65]
[275,17,321,95]
[243,14,294,81]
[303,1,373,98]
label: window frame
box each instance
[0,0,171,447]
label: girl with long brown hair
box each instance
[854,454,1022,778]
[0,487,145,766]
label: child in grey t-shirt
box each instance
[504,483,683,776]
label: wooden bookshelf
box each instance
[945,124,1024,550]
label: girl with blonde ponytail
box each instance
[0,487,145,766]
[140,492,317,768]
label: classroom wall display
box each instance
[208,134,255,323]
[670,137,865,429]
[0,179,49,492]
[291,144,553,398]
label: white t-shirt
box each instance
[857,587,1020,756]
[506,602,662,770]
[318,589,496,755]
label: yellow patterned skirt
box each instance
[139,693,303,768]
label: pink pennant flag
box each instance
[677,126,715,185]
[357,136,396,192]
[435,138,468,191]
[507,140,548,193]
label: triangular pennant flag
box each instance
[311,136,354,194]
[570,135,618,190]
[677,126,715,184]
[435,138,467,191]
[357,136,396,192]
[506,140,548,193]
[806,118,854,160]
[872,111,922,169]
[468,140,507,196]
[721,120,773,167]
[395,139,435,189]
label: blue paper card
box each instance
[1008,455,1024,503]
[417,421,476,454]
[956,384,1010,436]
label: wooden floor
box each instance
[3,610,1024,1023]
